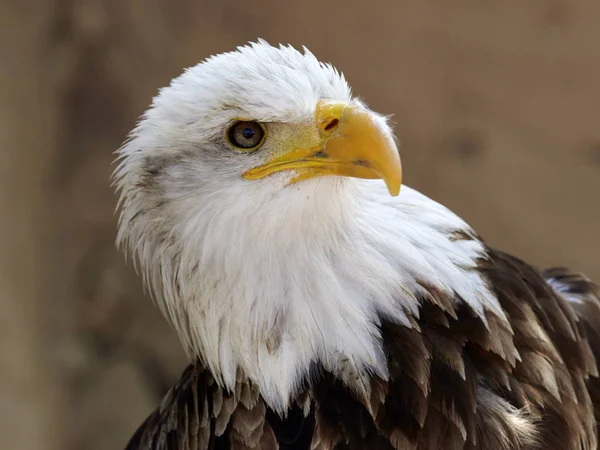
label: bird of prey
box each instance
[114,40,600,450]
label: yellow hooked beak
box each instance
[242,101,402,196]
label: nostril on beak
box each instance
[324,118,339,132]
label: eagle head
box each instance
[114,40,498,411]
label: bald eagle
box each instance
[114,40,600,450]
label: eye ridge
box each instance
[227,121,266,151]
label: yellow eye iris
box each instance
[227,121,267,151]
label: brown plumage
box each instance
[126,249,600,450]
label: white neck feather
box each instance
[123,177,503,412]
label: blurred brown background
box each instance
[1,1,599,449]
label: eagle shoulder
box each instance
[126,251,600,450]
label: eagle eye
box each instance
[227,121,266,151]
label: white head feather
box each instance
[114,40,504,412]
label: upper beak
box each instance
[242,100,402,196]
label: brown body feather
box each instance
[126,249,600,450]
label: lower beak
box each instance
[242,100,402,196]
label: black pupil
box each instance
[230,121,263,149]
[242,128,255,139]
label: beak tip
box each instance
[388,185,401,197]
[384,172,402,197]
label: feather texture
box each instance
[126,251,600,450]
